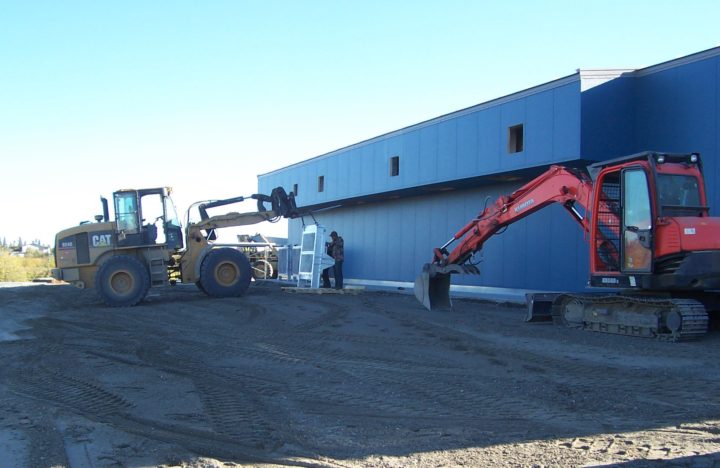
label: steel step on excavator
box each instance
[415,151,720,341]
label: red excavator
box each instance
[415,151,720,340]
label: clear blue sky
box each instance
[1,0,718,245]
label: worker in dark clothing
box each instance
[322,240,333,288]
[328,231,344,289]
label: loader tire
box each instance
[199,248,252,298]
[95,255,150,307]
[251,260,274,280]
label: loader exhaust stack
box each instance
[414,263,452,311]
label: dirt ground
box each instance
[0,282,719,468]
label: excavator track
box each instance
[551,294,709,341]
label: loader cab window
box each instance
[622,169,652,272]
[163,196,184,250]
[115,193,140,233]
[139,194,166,245]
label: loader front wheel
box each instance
[95,255,150,307]
[199,248,252,297]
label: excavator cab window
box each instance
[657,174,703,217]
[622,169,653,272]
[163,195,184,250]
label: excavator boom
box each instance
[415,165,593,310]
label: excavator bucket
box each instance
[414,264,452,311]
[525,292,560,322]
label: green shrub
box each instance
[0,251,54,282]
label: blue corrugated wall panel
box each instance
[551,84,582,161]
[457,114,479,175]
[259,78,586,292]
[580,76,636,160]
[476,109,501,172]
[419,125,438,183]
[633,56,720,212]
[288,183,588,291]
[259,79,582,208]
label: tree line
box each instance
[1,236,48,250]
[0,242,54,282]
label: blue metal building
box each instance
[258,47,720,294]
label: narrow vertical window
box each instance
[293,184,299,196]
[390,156,400,176]
[317,176,324,192]
[508,124,524,153]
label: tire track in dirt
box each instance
[360,293,720,431]
[4,364,133,417]
[4,284,720,465]
[133,339,288,448]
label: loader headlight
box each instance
[656,154,666,164]
[690,153,699,163]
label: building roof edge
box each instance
[258,72,581,178]
[634,45,720,77]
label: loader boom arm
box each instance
[187,186,299,241]
[434,165,594,267]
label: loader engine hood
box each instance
[55,222,116,268]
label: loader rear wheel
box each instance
[199,248,252,297]
[95,255,150,307]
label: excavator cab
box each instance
[588,152,710,289]
[113,188,184,250]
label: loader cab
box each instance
[589,152,706,288]
[113,187,184,250]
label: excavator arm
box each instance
[415,165,594,310]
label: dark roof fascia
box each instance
[292,157,592,214]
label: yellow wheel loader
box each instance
[52,186,297,306]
